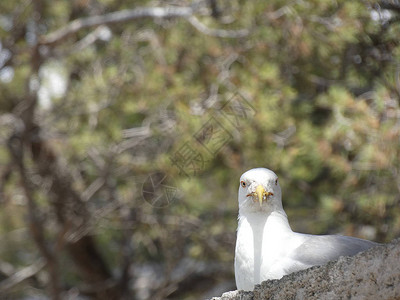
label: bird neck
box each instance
[238,209,292,233]
[236,209,292,285]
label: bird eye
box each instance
[240,181,247,188]
[275,178,278,185]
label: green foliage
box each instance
[0,0,400,298]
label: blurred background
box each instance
[0,0,399,299]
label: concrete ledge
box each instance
[210,238,400,300]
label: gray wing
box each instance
[290,234,379,267]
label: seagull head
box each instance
[238,168,282,213]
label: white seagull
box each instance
[234,168,378,291]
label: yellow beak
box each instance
[252,185,274,207]
[256,185,266,207]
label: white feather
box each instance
[234,168,378,291]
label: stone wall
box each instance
[210,238,400,300]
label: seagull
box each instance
[234,168,379,291]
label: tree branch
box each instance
[40,6,194,45]
[186,15,249,38]
[7,2,123,296]
[7,133,62,299]
[40,5,248,46]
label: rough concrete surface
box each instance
[210,238,400,300]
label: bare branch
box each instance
[70,25,112,53]
[7,133,62,299]
[40,6,248,46]
[186,15,249,38]
[41,6,194,45]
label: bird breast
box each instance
[235,211,298,290]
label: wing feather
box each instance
[289,234,378,269]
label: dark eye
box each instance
[275,178,278,185]
[240,181,247,188]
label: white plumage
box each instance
[234,168,378,291]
